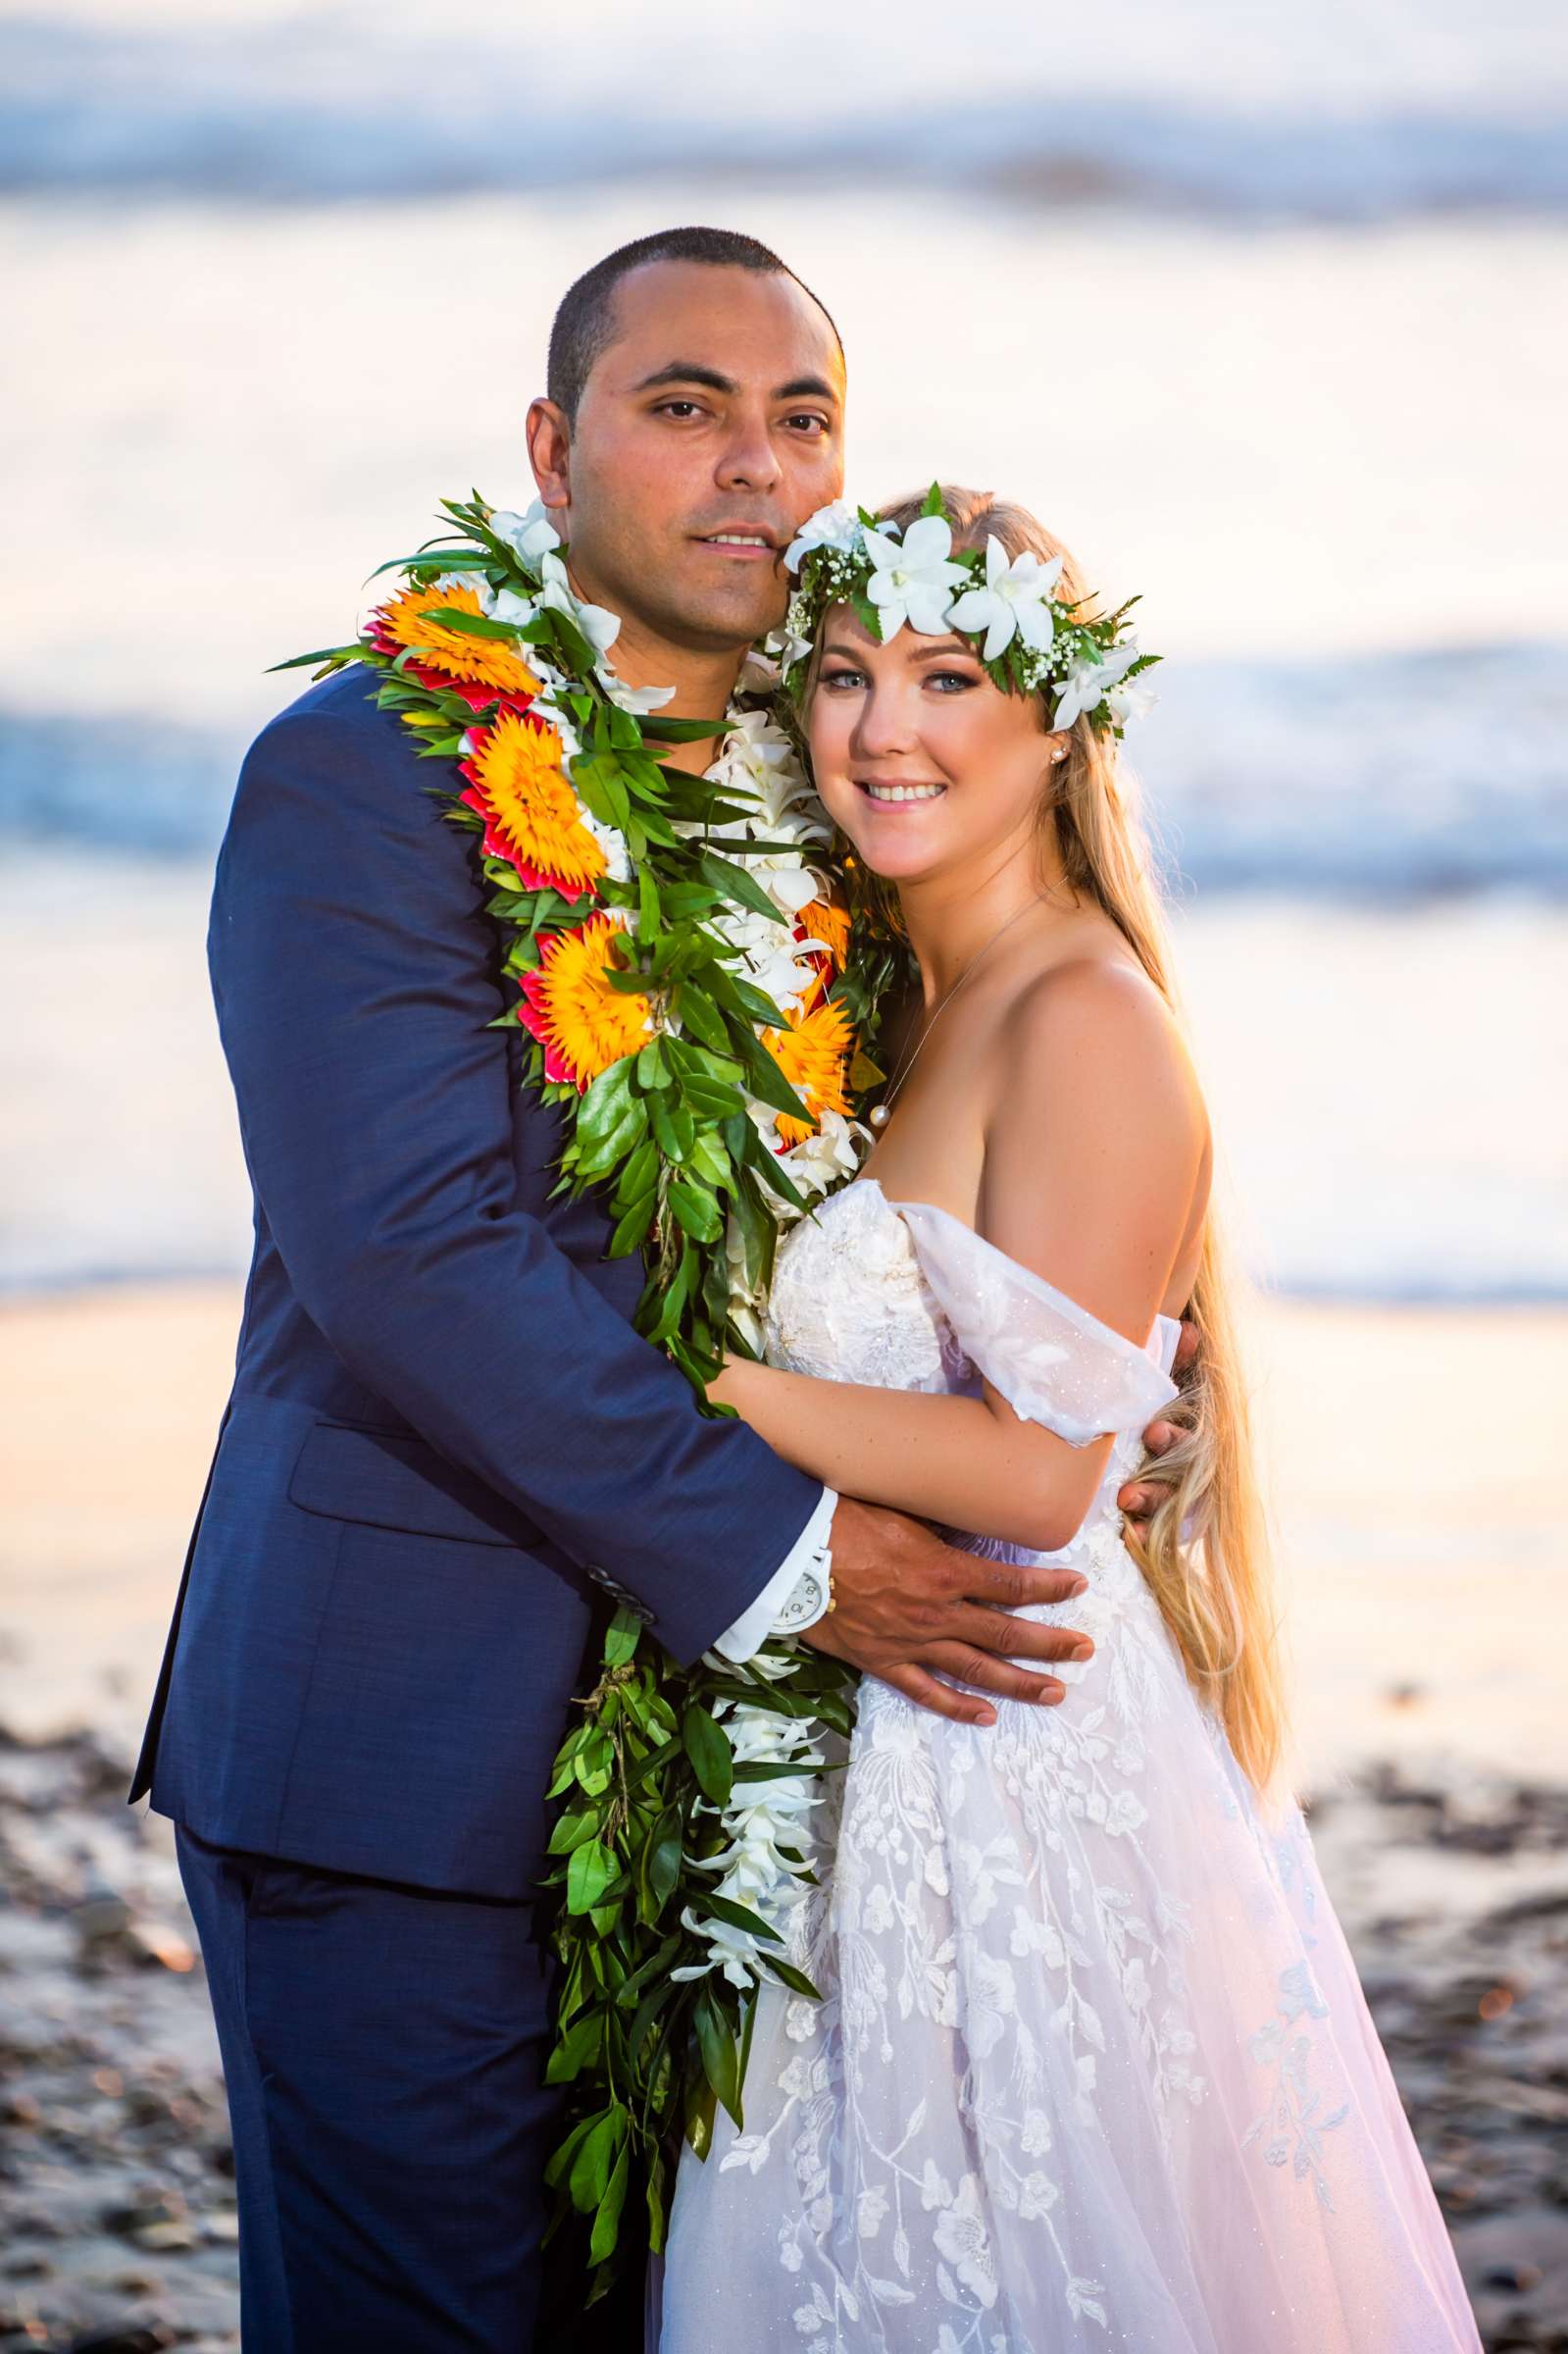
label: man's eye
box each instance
[656,401,705,420]
[784,413,830,435]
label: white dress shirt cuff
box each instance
[712,1484,838,1663]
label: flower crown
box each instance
[776,484,1158,737]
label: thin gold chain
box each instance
[871,895,1043,1130]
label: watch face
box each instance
[775,1571,826,1628]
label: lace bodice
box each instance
[764,1178,1182,1547]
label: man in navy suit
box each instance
[128,228,1145,2349]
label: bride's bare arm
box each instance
[709,961,1208,1552]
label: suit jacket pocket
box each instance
[286,1420,541,1551]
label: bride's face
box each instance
[806,606,1063,884]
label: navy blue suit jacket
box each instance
[129,667,821,1898]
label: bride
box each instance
[654,486,1479,2349]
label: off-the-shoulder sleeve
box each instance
[894,1198,1180,1448]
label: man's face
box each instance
[544,260,845,653]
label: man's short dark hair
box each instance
[546,226,843,422]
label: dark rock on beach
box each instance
[0,1720,1563,2349]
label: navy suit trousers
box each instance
[176,1825,559,2351]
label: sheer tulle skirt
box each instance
[658,1532,1478,2352]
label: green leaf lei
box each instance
[278,493,891,2300]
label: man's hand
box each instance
[1118,1312,1199,1535]
[802,1497,1095,1728]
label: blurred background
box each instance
[1,1,1564,2345]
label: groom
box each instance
[129,226,1187,2350]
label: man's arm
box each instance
[211,690,823,1664]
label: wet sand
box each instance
[1,1281,1564,2348]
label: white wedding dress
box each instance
[656,1178,1479,2352]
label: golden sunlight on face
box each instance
[806,607,1057,884]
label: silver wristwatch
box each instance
[769,1533,834,1637]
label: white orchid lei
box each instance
[277,493,887,2299]
[781,484,1160,733]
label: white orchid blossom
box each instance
[709,905,823,1011]
[724,1215,771,1356]
[488,499,561,574]
[775,1107,869,1204]
[860,515,970,640]
[1052,640,1143,731]
[710,710,829,833]
[775,625,814,676]
[1106,675,1158,728]
[537,550,621,657]
[671,1697,827,1989]
[480,582,540,630]
[595,665,678,716]
[770,592,818,677]
[783,498,864,572]
[946,537,1064,663]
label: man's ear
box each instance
[526,397,572,517]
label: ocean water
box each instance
[7,0,1568,215]
[3,2,1563,1298]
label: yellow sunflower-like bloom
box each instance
[376,580,542,697]
[518,912,652,1091]
[763,996,853,1148]
[461,710,607,900]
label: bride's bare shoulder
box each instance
[992,945,1208,1162]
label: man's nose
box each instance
[715,411,783,494]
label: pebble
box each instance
[102,2193,188,2239]
[1486,2261,1546,2293]
[129,2222,198,2255]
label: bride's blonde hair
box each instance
[849,486,1290,1800]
